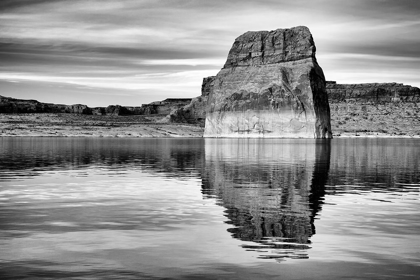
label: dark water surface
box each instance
[0,137,419,279]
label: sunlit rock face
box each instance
[204,26,332,138]
[326,81,420,136]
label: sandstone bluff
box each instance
[203,26,332,138]
[327,81,420,136]
[0,95,191,116]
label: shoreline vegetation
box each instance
[1,113,419,138]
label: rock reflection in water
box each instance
[202,139,330,260]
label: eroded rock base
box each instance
[204,110,317,138]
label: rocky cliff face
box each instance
[204,26,332,138]
[327,81,420,103]
[327,81,420,136]
[0,95,93,114]
[0,95,191,117]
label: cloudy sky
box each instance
[1,0,419,106]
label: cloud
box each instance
[0,0,419,106]
[0,0,59,11]
[0,68,216,91]
[319,53,420,86]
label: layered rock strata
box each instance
[204,26,332,138]
[326,81,420,103]
[0,95,191,116]
[327,81,420,136]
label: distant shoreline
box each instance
[1,113,419,139]
[2,134,419,139]
[333,133,420,139]
[0,113,204,138]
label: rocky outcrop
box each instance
[91,107,106,115]
[327,81,420,103]
[327,81,420,136]
[141,98,192,116]
[0,95,90,114]
[165,76,215,126]
[65,104,92,114]
[165,96,206,125]
[0,95,192,117]
[204,26,332,138]
[104,105,131,116]
[201,76,216,97]
[0,95,45,113]
[137,104,159,115]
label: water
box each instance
[0,137,419,279]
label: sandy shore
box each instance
[1,113,419,138]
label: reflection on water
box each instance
[0,137,419,279]
[329,138,420,190]
[202,139,331,260]
[0,138,204,180]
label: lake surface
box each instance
[0,137,419,279]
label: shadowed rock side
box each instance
[204,26,332,138]
[201,139,331,260]
[326,81,420,136]
[165,76,215,126]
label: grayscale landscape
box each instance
[1,1,419,279]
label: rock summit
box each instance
[204,26,332,138]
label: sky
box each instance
[1,0,419,107]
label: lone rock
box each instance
[204,26,332,138]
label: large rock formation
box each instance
[327,81,420,136]
[204,26,332,138]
